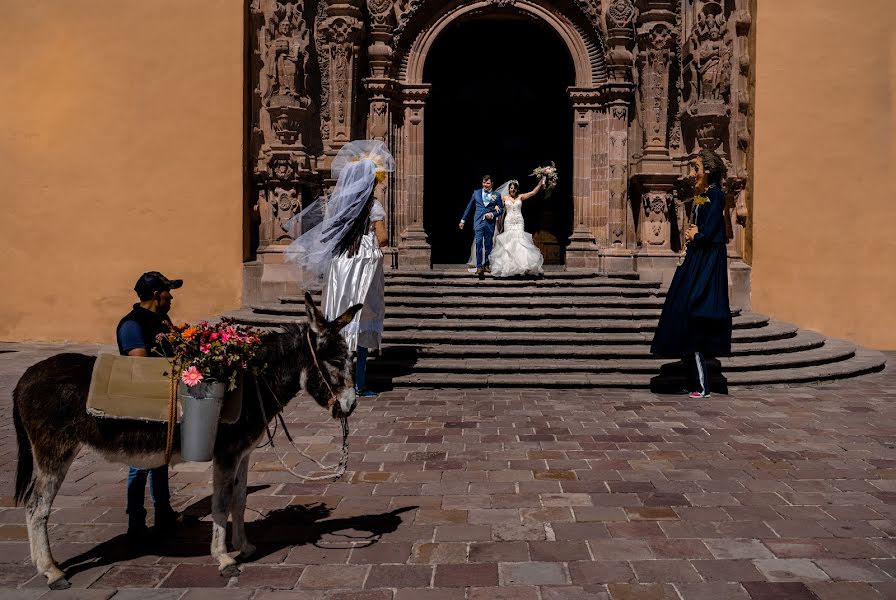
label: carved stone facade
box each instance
[246,0,752,302]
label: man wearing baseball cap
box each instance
[116,271,183,541]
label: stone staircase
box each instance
[228,270,887,390]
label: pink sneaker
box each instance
[688,391,710,398]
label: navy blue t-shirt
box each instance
[117,320,146,354]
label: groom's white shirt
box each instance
[482,188,489,205]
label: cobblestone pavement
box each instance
[1,343,895,599]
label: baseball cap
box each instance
[134,271,183,300]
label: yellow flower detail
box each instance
[694,194,710,206]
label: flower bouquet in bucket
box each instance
[157,320,265,461]
[159,320,264,390]
[531,161,558,198]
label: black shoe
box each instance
[154,507,181,532]
[127,523,153,544]
[477,269,485,280]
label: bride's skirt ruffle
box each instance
[489,229,544,277]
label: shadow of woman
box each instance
[59,485,417,579]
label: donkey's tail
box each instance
[13,387,34,505]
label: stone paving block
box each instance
[499,561,570,585]
[181,591,253,600]
[432,563,498,587]
[110,590,185,600]
[741,582,819,600]
[297,565,369,590]
[160,565,231,588]
[814,559,893,582]
[528,541,591,562]
[605,583,680,600]
[393,589,464,600]
[540,586,610,600]
[231,565,304,589]
[807,581,886,600]
[409,542,467,564]
[467,587,540,600]
[752,559,830,582]
[568,561,636,584]
[364,564,433,589]
[348,542,413,565]
[674,582,751,600]
[90,565,173,588]
[704,538,774,559]
[691,559,766,582]
[468,542,529,562]
[588,539,653,560]
[629,559,702,583]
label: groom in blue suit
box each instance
[459,174,504,279]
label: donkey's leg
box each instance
[26,450,77,589]
[230,452,255,560]
[210,460,239,577]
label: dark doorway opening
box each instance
[422,14,576,265]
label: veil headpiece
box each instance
[285,140,395,289]
[495,179,520,199]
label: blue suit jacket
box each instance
[460,189,504,229]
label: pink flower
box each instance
[210,332,219,341]
[219,332,231,343]
[181,366,204,387]
[200,343,211,354]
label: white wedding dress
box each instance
[489,199,544,276]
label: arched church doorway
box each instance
[422,14,576,266]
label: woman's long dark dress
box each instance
[650,184,732,358]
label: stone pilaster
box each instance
[318,0,364,169]
[565,89,601,269]
[396,84,431,269]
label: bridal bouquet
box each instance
[157,320,265,390]
[531,162,558,198]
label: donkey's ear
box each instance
[332,303,363,332]
[304,291,325,334]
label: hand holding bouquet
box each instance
[531,162,558,198]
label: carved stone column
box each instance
[565,89,601,269]
[633,1,679,280]
[247,0,318,303]
[364,0,397,264]
[396,84,431,269]
[318,0,363,168]
[636,1,676,162]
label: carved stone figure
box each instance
[689,3,731,103]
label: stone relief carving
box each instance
[607,0,636,30]
[315,0,332,143]
[688,1,731,103]
[641,191,672,246]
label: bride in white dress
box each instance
[489,178,546,276]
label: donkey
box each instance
[13,293,361,589]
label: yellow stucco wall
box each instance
[752,0,896,349]
[0,1,245,343]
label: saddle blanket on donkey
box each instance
[86,353,241,423]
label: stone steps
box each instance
[371,340,856,374]
[368,346,885,389]
[226,270,886,389]
[373,329,827,359]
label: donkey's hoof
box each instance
[48,576,71,590]
[237,544,257,561]
[220,564,241,578]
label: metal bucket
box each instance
[179,379,225,462]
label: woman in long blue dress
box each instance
[650,149,732,397]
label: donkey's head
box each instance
[302,292,363,419]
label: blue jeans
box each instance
[355,346,368,390]
[127,466,171,526]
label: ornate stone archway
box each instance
[247,0,752,306]
[391,0,614,268]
